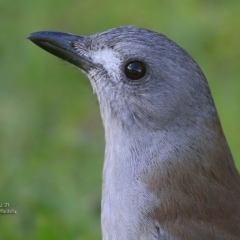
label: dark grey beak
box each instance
[28,31,95,71]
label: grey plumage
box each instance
[28,26,240,239]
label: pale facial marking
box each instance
[90,48,122,74]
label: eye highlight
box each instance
[124,61,146,80]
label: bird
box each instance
[28,26,240,239]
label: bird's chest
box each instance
[101,161,163,239]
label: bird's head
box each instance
[28,26,219,136]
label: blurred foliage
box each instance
[0,0,240,239]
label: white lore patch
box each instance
[90,48,122,74]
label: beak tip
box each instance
[27,34,33,41]
[27,32,43,42]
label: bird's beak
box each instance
[27,31,96,72]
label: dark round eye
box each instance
[124,61,146,80]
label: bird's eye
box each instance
[124,61,146,80]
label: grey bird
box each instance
[28,26,240,239]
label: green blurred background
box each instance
[1,0,240,239]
